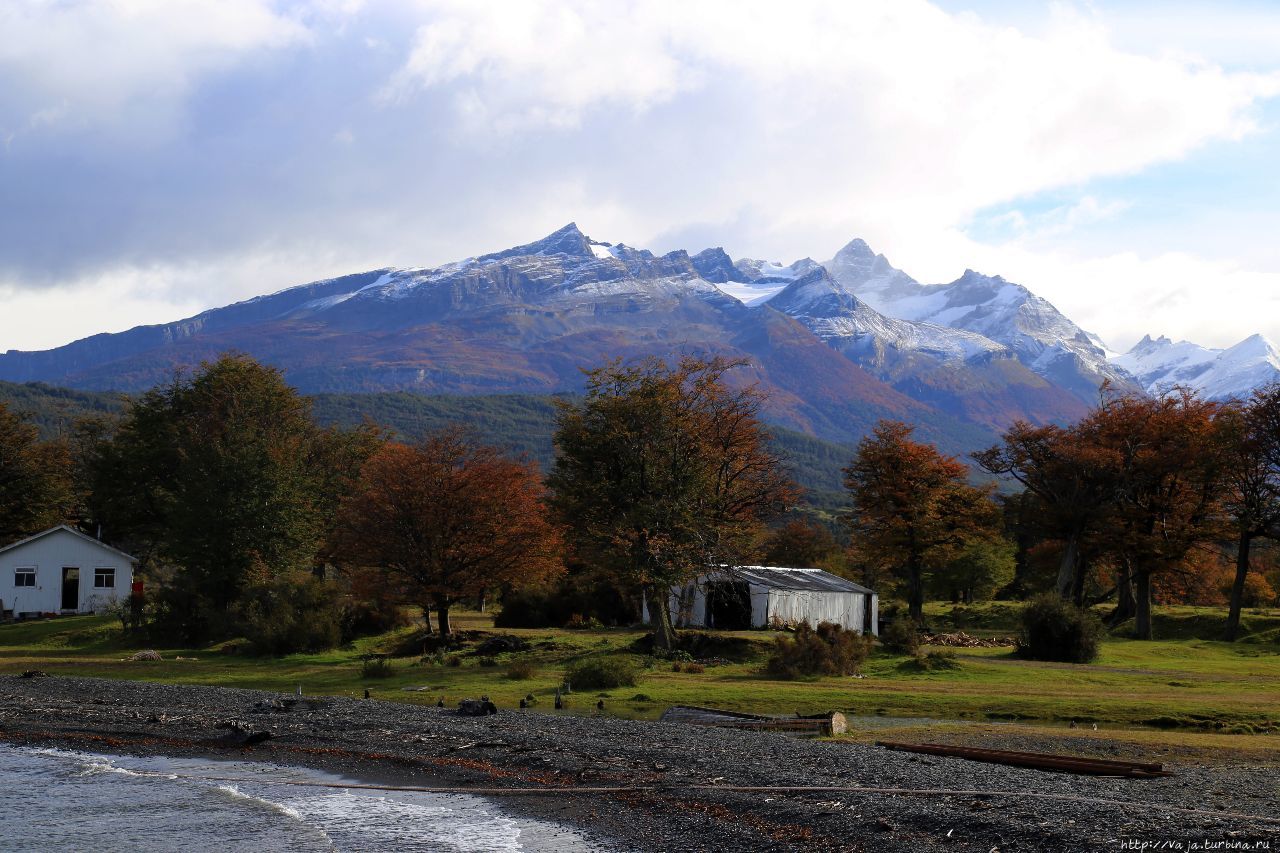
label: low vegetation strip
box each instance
[2,606,1277,737]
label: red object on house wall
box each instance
[131,581,144,596]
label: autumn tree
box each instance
[549,356,797,649]
[1220,385,1280,640]
[336,429,563,636]
[1087,391,1226,640]
[0,402,75,544]
[759,519,840,568]
[844,421,1001,624]
[974,421,1117,604]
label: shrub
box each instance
[879,619,921,656]
[478,656,498,667]
[898,650,960,673]
[564,613,603,630]
[766,622,872,680]
[360,655,395,679]
[340,599,413,642]
[506,658,537,680]
[231,572,343,655]
[683,662,705,674]
[1017,594,1102,663]
[566,655,641,689]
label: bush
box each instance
[766,622,872,680]
[505,658,537,680]
[566,655,641,689]
[879,619,921,656]
[360,655,395,679]
[1017,594,1102,663]
[564,613,603,630]
[340,599,413,642]
[231,572,343,655]
[898,650,960,673]
[683,662,706,674]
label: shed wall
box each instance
[654,576,878,635]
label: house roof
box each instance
[0,525,139,564]
[714,565,875,595]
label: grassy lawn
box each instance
[3,604,1279,746]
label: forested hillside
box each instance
[0,382,853,511]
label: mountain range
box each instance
[1,223,1274,453]
[1111,333,1280,401]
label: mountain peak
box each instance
[1130,334,1173,355]
[833,237,875,260]
[1223,332,1279,360]
[478,222,593,263]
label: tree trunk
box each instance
[436,599,452,637]
[422,605,434,635]
[479,591,486,614]
[907,556,925,625]
[1133,569,1153,640]
[1107,559,1136,627]
[1071,554,1088,608]
[1055,534,1079,599]
[652,587,678,650]
[1224,531,1252,642]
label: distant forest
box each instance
[0,381,852,514]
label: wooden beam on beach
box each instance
[875,741,1172,778]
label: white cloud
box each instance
[0,0,309,138]
[2,0,1280,355]
[380,1,1278,257]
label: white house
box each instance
[644,565,879,635]
[0,525,137,618]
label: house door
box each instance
[61,567,79,611]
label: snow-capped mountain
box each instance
[0,222,1138,446]
[821,239,1135,402]
[1112,334,1280,401]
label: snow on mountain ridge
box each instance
[1112,333,1280,400]
[818,242,1132,401]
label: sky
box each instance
[2,0,1279,354]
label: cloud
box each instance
[0,0,309,140]
[0,0,1279,353]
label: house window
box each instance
[94,568,116,589]
[15,569,36,587]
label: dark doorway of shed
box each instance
[61,567,79,611]
[705,581,752,629]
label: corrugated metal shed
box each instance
[723,566,874,595]
[644,564,879,635]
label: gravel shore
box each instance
[1,675,1277,852]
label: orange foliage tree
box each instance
[549,356,797,649]
[844,420,1001,624]
[973,421,1118,604]
[1085,391,1227,639]
[1215,393,1280,639]
[335,429,563,636]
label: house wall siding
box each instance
[0,529,135,616]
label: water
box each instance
[0,745,605,852]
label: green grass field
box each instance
[4,602,1280,759]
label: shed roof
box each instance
[0,525,139,564]
[714,565,874,595]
